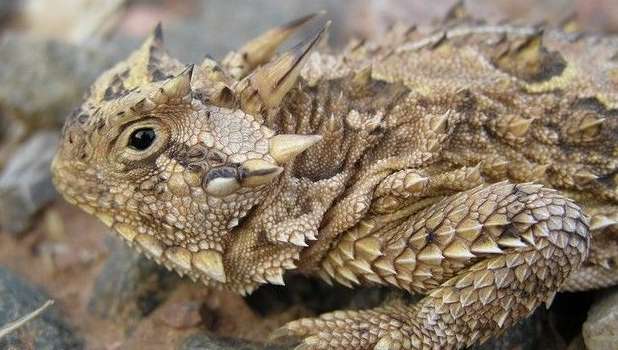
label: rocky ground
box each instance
[0,1,617,349]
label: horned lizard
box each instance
[51,11,618,350]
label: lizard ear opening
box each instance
[235,22,330,115]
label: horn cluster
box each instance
[135,18,329,199]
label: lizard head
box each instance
[51,19,327,286]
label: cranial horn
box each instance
[137,22,164,54]
[269,134,322,164]
[149,64,194,104]
[162,64,194,97]
[222,12,323,79]
[111,22,167,95]
[151,22,164,46]
[237,21,330,115]
[240,159,284,187]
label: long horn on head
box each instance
[236,21,330,115]
[138,22,165,54]
[146,64,194,105]
[129,22,169,83]
[161,64,194,98]
[222,13,323,79]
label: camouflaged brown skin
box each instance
[51,15,618,350]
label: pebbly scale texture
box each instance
[51,9,617,350]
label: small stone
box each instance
[88,237,180,327]
[155,301,202,330]
[0,0,18,28]
[181,333,287,350]
[0,33,121,129]
[0,131,59,234]
[0,267,82,350]
[583,287,618,350]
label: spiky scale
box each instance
[348,259,374,275]
[497,236,527,248]
[192,250,227,283]
[395,248,417,271]
[417,244,444,265]
[135,234,164,258]
[443,240,476,259]
[266,272,286,286]
[269,134,323,164]
[165,246,192,271]
[355,236,382,261]
[373,257,397,275]
[471,236,503,254]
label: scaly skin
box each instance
[51,13,618,350]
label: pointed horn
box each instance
[192,250,227,283]
[210,83,237,108]
[138,22,164,52]
[444,0,470,22]
[111,22,168,94]
[130,97,157,113]
[237,21,330,115]
[223,13,323,79]
[160,64,194,99]
[152,22,164,46]
[269,134,322,164]
[240,159,283,187]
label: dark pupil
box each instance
[128,128,156,151]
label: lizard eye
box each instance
[128,128,156,151]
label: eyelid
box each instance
[113,119,169,163]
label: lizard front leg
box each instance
[276,182,590,349]
[562,228,618,291]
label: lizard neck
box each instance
[222,170,348,293]
[259,75,414,272]
[220,74,412,289]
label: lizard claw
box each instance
[269,325,294,341]
[272,307,411,350]
[294,335,322,350]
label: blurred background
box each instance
[0,1,617,350]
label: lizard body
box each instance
[51,13,618,350]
